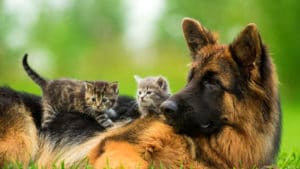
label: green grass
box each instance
[3,151,300,169]
[3,158,93,169]
[281,104,300,153]
[277,152,300,169]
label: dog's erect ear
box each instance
[230,23,262,68]
[182,18,216,58]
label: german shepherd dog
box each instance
[35,18,281,169]
[1,17,281,169]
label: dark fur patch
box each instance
[0,86,42,128]
[108,95,140,121]
[41,111,105,146]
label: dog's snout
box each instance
[160,100,178,114]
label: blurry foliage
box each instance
[30,0,124,76]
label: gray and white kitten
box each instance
[134,75,171,118]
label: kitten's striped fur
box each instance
[22,54,118,129]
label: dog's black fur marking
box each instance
[0,86,42,129]
[41,110,106,146]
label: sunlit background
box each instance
[0,0,299,154]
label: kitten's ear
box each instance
[84,81,94,92]
[230,23,262,69]
[110,82,119,94]
[182,18,217,58]
[134,75,142,83]
[156,76,168,91]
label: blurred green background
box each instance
[0,0,299,154]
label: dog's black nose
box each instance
[160,100,178,114]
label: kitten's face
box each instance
[84,81,106,112]
[137,88,156,107]
[102,82,119,110]
[135,76,170,108]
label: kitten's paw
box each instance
[101,119,114,128]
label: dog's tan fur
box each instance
[88,117,203,169]
[0,102,38,168]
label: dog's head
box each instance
[160,18,268,136]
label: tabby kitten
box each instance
[22,54,118,128]
[134,75,171,118]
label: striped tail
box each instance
[22,54,47,88]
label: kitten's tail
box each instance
[22,54,47,88]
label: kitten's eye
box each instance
[146,91,152,95]
[102,98,108,102]
[92,97,96,102]
[138,91,142,95]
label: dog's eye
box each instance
[201,71,222,90]
[203,78,220,90]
